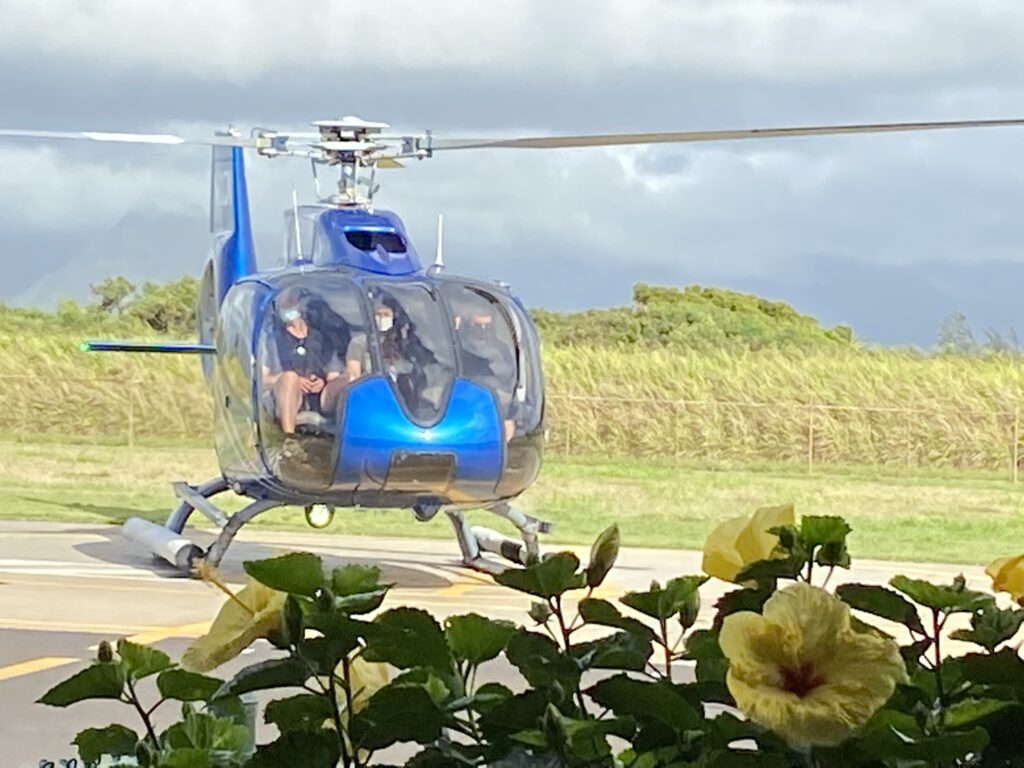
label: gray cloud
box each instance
[3,0,1024,346]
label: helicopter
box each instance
[2,115,1024,574]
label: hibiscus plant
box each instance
[38,509,1024,767]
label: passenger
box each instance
[346,293,438,410]
[261,287,344,435]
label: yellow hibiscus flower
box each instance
[719,582,906,748]
[182,577,287,672]
[987,555,1024,606]
[702,504,795,583]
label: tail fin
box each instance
[209,144,256,303]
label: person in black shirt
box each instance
[262,287,345,434]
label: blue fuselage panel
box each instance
[337,377,504,490]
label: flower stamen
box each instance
[781,661,824,697]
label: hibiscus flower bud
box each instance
[97,640,114,663]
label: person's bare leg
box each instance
[274,371,302,433]
[320,376,348,415]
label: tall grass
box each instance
[2,332,1022,471]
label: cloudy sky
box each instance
[2,0,1024,345]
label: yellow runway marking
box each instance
[124,621,211,645]
[0,656,79,682]
[0,618,157,634]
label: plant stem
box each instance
[125,678,158,746]
[821,565,836,590]
[932,609,946,712]
[553,596,589,716]
[659,616,672,682]
[328,673,352,768]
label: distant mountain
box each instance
[730,256,1024,348]
[5,209,1021,348]
[7,209,279,309]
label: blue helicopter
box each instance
[2,115,1023,573]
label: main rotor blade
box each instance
[430,117,1024,151]
[0,128,258,148]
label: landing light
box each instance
[304,504,335,529]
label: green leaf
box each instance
[890,574,994,614]
[363,607,452,671]
[620,575,706,620]
[578,598,656,641]
[117,639,172,681]
[213,657,309,700]
[944,697,1019,728]
[505,631,581,692]
[685,629,728,687]
[162,707,250,753]
[836,583,926,634]
[445,613,517,667]
[711,587,771,629]
[494,552,586,598]
[264,693,334,732]
[470,682,514,716]
[954,649,1024,688]
[157,669,223,702]
[573,630,653,672]
[247,728,341,768]
[350,684,443,750]
[950,604,1024,652]
[73,724,138,763]
[587,674,702,730]
[800,515,851,547]
[899,638,933,664]
[391,667,452,706]
[38,662,124,706]
[859,709,989,762]
[332,588,390,615]
[160,748,216,768]
[815,540,851,569]
[302,634,359,676]
[243,552,325,596]
[332,563,383,595]
[586,524,620,589]
[734,556,805,585]
[479,691,549,746]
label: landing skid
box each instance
[123,479,284,573]
[445,503,552,575]
[122,480,551,576]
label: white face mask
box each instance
[376,314,394,333]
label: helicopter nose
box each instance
[335,378,504,494]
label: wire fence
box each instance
[1,376,1022,480]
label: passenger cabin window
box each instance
[440,284,521,440]
[358,283,455,425]
[257,278,370,487]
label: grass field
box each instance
[3,329,1024,473]
[2,438,1021,566]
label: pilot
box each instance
[456,304,517,441]
[262,287,345,436]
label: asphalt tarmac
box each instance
[0,520,988,766]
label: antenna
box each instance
[434,213,445,269]
[291,187,304,261]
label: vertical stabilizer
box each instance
[210,144,257,302]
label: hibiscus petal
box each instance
[701,514,750,582]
